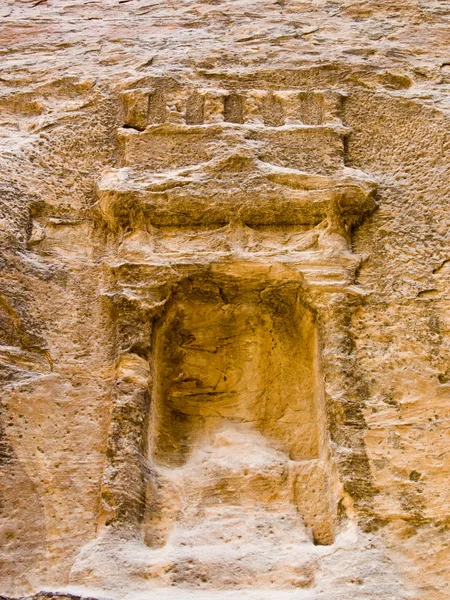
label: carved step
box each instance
[98,159,376,230]
[146,538,317,589]
[118,121,348,173]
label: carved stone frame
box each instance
[98,233,376,547]
[92,85,379,553]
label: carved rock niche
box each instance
[147,268,332,545]
[71,85,377,593]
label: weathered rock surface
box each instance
[1,1,450,599]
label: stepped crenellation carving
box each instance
[121,87,346,131]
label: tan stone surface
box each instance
[1,1,450,599]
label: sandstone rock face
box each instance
[1,2,450,599]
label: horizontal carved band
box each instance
[99,153,376,229]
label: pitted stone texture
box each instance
[2,2,450,600]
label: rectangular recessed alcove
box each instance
[150,278,323,466]
[144,272,339,559]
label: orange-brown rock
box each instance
[1,2,450,600]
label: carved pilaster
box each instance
[98,296,153,536]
